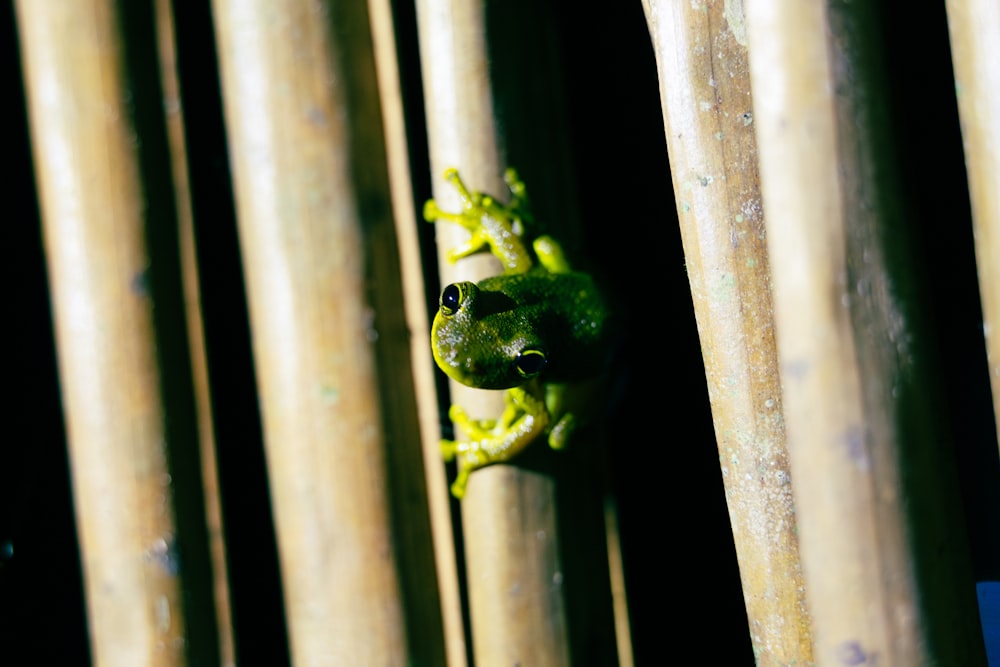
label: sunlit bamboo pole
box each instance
[153,1,236,664]
[746,2,985,664]
[642,2,812,663]
[945,0,1000,453]
[366,0,468,665]
[414,1,570,664]
[211,1,442,663]
[15,2,189,665]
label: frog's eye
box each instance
[515,348,547,378]
[439,283,465,316]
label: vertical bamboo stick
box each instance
[153,1,236,664]
[211,0,442,664]
[15,2,189,665]
[642,2,812,663]
[414,1,570,664]
[945,0,1000,452]
[366,0,468,665]
[746,2,985,664]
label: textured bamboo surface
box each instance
[367,0,468,664]
[153,0,235,663]
[15,2,190,664]
[945,0,1000,454]
[211,0,442,663]
[746,1,985,664]
[642,1,812,663]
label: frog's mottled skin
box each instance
[424,168,611,498]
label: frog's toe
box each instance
[547,413,576,451]
[423,200,443,223]
[450,472,470,499]
[440,439,458,462]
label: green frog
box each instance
[424,168,612,497]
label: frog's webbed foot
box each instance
[424,168,535,274]
[440,386,550,498]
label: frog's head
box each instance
[431,281,548,390]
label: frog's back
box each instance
[478,269,613,384]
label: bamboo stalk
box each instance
[15,2,190,664]
[945,0,1000,453]
[642,2,812,663]
[414,1,570,664]
[153,1,236,664]
[746,2,985,664]
[211,0,442,663]
[366,0,468,664]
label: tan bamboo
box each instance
[153,1,236,664]
[15,2,189,664]
[211,0,442,663]
[746,2,984,664]
[366,0,468,664]
[945,0,1000,453]
[603,499,633,667]
[414,1,570,664]
[642,2,812,663]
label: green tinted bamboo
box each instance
[945,0,1000,453]
[15,2,188,664]
[642,2,812,663]
[211,1,441,663]
[367,0,467,664]
[414,1,570,664]
[154,1,236,664]
[746,2,984,664]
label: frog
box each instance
[423,168,612,498]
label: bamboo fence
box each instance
[7,0,997,666]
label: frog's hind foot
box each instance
[425,168,535,273]
[422,199,473,231]
[440,438,458,463]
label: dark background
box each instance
[3,1,997,665]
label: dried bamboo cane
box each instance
[945,0,1000,454]
[746,2,985,664]
[642,2,812,663]
[367,0,468,664]
[153,1,236,664]
[211,0,442,663]
[15,2,190,664]
[414,0,571,664]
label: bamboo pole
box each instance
[414,1,570,664]
[211,0,442,664]
[745,2,985,664]
[366,0,468,664]
[153,1,236,664]
[15,2,190,664]
[945,0,1000,453]
[642,2,812,663]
